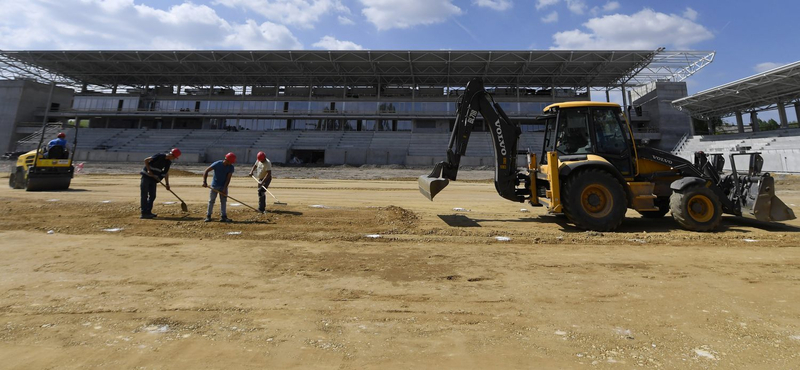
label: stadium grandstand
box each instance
[1,49,713,165]
[672,60,800,172]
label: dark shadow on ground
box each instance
[156,216,202,221]
[30,188,90,192]
[267,210,303,216]
[437,213,798,233]
[723,216,800,232]
[438,214,481,227]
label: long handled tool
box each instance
[250,175,287,205]
[159,181,189,212]
[210,187,263,214]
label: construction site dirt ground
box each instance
[1,163,800,369]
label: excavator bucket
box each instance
[744,175,796,222]
[418,175,449,201]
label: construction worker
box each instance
[248,151,272,212]
[140,148,181,219]
[45,132,68,158]
[203,152,236,222]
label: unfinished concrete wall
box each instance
[0,80,24,153]
[0,80,74,153]
[632,82,692,151]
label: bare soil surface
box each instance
[1,163,800,369]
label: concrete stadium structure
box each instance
[672,60,800,172]
[1,49,713,164]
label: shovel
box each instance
[250,175,287,205]
[209,187,263,214]
[158,180,189,212]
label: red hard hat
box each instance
[257,151,266,162]
[170,148,181,158]
[225,152,237,164]
[57,132,66,138]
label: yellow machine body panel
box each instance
[10,149,74,191]
[16,150,73,170]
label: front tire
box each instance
[562,169,628,231]
[670,186,722,232]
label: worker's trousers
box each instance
[207,188,227,218]
[257,175,272,212]
[140,176,157,216]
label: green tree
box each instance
[759,118,779,131]
[693,117,722,135]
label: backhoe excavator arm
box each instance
[419,77,531,202]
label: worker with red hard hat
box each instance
[202,152,236,222]
[248,151,272,212]
[140,148,181,219]
[45,132,69,158]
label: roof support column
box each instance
[735,111,744,133]
[621,84,628,111]
[750,111,759,133]
[605,90,610,103]
[778,102,789,128]
[795,103,800,128]
[112,85,117,94]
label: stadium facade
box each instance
[0,50,713,164]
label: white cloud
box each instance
[224,20,303,49]
[312,35,363,50]
[683,7,698,21]
[603,1,620,12]
[0,0,302,50]
[541,11,558,23]
[591,1,619,15]
[474,0,512,11]
[536,0,559,10]
[213,0,350,29]
[551,8,713,50]
[338,15,355,25]
[360,0,462,31]
[565,0,586,14]
[754,62,787,73]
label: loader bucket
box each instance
[418,175,449,201]
[746,175,796,222]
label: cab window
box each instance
[555,108,592,155]
[591,108,627,155]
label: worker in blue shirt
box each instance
[45,132,68,158]
[203,152,236,222]
[140,148,181,219]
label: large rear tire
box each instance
[562,169,627,231]
[669,186,722,232]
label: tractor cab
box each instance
[540,102,636,177]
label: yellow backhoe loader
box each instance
[419,78,795,231]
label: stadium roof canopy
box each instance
[0,49,714,91]
[673,60,800,119]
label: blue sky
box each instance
[0,0,797,120]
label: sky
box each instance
[0,0,797,121]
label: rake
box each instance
[251,175,288,205]
[210,187,264,214]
